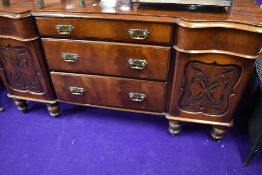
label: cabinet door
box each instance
[0,38,55,102]
[169,52,255,124]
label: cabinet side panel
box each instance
[169,52,255,123]
[0,38,55,102]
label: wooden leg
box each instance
[14,99,28,112]
[168,120,181,135]
[211,126,227,140]
[0,106,4,112]
[47,103,60,117]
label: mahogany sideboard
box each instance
[0,0,261,139]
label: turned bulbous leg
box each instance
[211,126,227,140]
[168,120,182,135]
[47,103,60,117]
[14,99,28,112]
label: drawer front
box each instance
[43,39,170,81]
[176,27,262,56]
[36,18,173,43]
[0,16,38,39]
[51,72,166,112]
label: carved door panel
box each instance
[179,61,241,115]
[169,52,255,123]
[0,45,44,93]
[0,38,55,101]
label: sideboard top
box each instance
[0,0,262,28]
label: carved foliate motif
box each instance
[179,61,241,116]
[0,45,44,93]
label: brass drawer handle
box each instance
[128,29,149,40]
[69,87,86,96]
[56,25,74,35]
[128,59,148,70]
[129,93,146,102]
[62,53,79,63]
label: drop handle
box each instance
[62,53,79,63]
[69,87,86,96]
[128,29,149,40]
[129,93,146,102]
[128,59,148,70]
[56,25,74,35]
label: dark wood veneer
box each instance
[0,38,55,101]
[1,0,261,28]
[169,52,255,123]
[51,72,166,112]
[42,39,170,81]
[0,0,261,139]
[36,17,173,44]
[0,16,38,39]
[176,27,262,56]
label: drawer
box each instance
[0,16,38,39]
[36,17,173,43]
[176,27,262,56]
[43,39,170,81]
[51,72,166,112]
